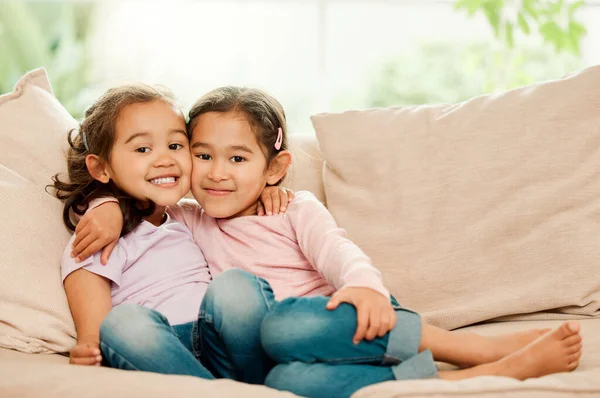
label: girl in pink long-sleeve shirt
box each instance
[80,86,582,398]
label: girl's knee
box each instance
[204,269,272,319]
[261,298,334,362]
[100,304,168,349]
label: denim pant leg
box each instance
[198,268,276,384]
[261,296,437,380]
[99,304,214,379]
[266,362,393,398]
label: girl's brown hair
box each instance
[50,83,181,236]
[187,86,288,185]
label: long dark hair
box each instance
[49,83,180,236]
[187,86,289,185]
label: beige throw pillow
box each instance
[0,68,77,353]
[312,66,600,330]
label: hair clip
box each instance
[82,131,90,151]
[274,127,283,151]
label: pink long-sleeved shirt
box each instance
[171,191,389,300]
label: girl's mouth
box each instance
[149,176,179,187]
[204,188,232,197]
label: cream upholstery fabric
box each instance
[312,66,600,330]
[0,68,77,353]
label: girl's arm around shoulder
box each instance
[167,198,203,233]
[286,191,390,299]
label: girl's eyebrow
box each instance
[125,129,187,144]
[191,142,254,154]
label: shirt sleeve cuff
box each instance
[89,197,119,211]
[343,267,391,300]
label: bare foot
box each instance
[456,328,551,367]
[480,328,551,364]
[440,322,581,381]
[497,321,581,379]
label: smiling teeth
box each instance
[150,177,176,184]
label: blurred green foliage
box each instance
[0,1,95,118]
[366,42,582,107]
[455,0,587,54]
[365,0,586,108]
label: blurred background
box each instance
[1,0,597,134]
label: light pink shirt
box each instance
[61,213,211,325]
[171,191,389,300]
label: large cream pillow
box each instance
[312,66,600,330]
[0,69,77,353]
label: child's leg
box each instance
[265,323,582,398]
[265,360,428,398]
[198,268,276,384]
[420,321,547,367]
[437,322,582,380]
[261,296,550,368]
[261,296,429,367]
[99,304,214,379]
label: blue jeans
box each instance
[99,269,275,384]
[261,296,438,398]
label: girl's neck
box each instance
[221,201,259,220]
[144,205,168,226]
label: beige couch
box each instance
[1,67,600,397]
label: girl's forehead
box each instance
[192,111,256,140]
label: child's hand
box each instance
[70,341,102,366]
[71,201,122,264]
[326,287,397,345]
[257,187,295,216]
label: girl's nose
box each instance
[153,151,176,167]
[208,161,228,182]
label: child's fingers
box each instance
[378,311,394,337]
[270,190,281,215]
[70,356,100,366]
[71,227,91,255]
[72,234,97,260]
[100,241,118,265]
[353,306,370,344]
[278,189,289,212]
[365,308,381,341]
[262,193,274,216]
[326,295,341,310]
[71,344,100,357]
[74,217,89,236]
[285,188,295,202]
[256,201,265,216]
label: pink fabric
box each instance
[171,191,390,300]
[61,213,211,325]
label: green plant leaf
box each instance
[522,0,539,19]
[517,12,531,34]
[569,0,585,16]
[540,21,565,50]
[483,4,502,37]
[505,21,514,47]
[455,0,483,16]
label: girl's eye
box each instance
[169,143,183,150]
[197,154,211,160]
[231,156,245,163]
[136,147,150,153]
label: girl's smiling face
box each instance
[190,111,274,219]
[104,100,192,209]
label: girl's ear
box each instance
[85,154,111,184]
[267,150,292,186]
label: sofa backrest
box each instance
[285,135,326,205]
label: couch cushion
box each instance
[312,66,600,330]
[0,348,298,398]
[285,135,326,205]
[0,68,77,353]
